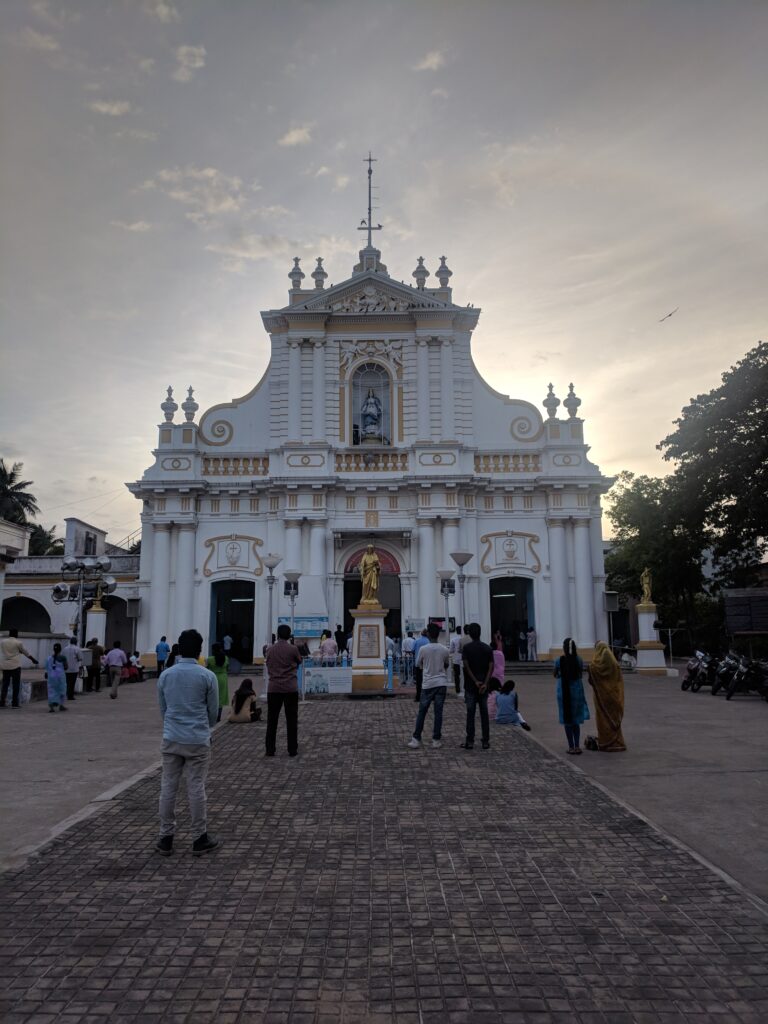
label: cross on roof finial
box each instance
[358,151,382,248]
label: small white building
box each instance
[128,211,612,662]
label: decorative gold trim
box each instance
[202,535,264,577]
[479,530,541,574]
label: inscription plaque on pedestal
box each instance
[357,625,380,659]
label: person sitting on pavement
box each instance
[494,679,532,730]
[228,678,262,723]
[487,677,501,720]
[156,628,219,858]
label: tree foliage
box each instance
[658,341,768,562]
[28,524,64,556]
[0,459,40,524]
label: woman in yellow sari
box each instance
[587,642,627,752]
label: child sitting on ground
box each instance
[495,679,532,731]
[228,678,262,723]
[487,678,501,720]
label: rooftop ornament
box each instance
[542,383,561,419]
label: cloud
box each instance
[89,100,132,116]
[413,50,445,72]
[431,87,449,99]
[207,232,355,274]
[30,1,81,28]
[146,166,248,227]
[110,220,154,232]
[138,58,155,74]
[334,175,350,191]
[278,125,313,147]
[116,128,159,142]
[143,0,179,23]
[252,205,292,219]
[172,45,206,82]
[14,27,60,52]
[315,166,331,176]
[86,307,140,322]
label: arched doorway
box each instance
[343,547,401,638]
[489,577,535,660]
[209,579,255,664]
[100,596,131,651]
[1,596,51,633]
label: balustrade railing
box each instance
[474,452,541,473]
[202,455,269,477]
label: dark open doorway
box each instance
[342,573,401,639]
[489,577,534,660]
[210,579,255,664]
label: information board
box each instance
[277,615,329,638]
[357,625,380,658]
[302,665,353,695]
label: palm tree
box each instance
[0,459,40,524]
[28,524,64,556]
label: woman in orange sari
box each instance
[587,642,627,752]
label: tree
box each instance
[658,341,768,564]
[0,459,40,524]
[28,524,64,556]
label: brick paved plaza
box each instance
[2,698,768,1024]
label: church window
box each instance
[230,499,240,514]
[504,495,514,511]
[389,495,398,511]
[84,531,97,556]
[312,493,323,509]
[346,495,356,511]
[464,494,475,510]
[367,496,377,510]
[156,498,166,513]
[181,497,191,512]
[287,494,298,509]
[419,491,431,507]
[211,498,220,513]
[577,493,589,508]
[351,362,390,446]
[269,496,279,512]
[249,497,259,513]
[523,495,534,511]
[484,496,494,511]
[551,493,563,508]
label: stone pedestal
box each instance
[350,605,388,692]
[635,602,667,675]
[87,606,107,647]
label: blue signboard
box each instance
[277,615,329,638]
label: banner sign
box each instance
[277,615,329,638]
[302,665,353,695]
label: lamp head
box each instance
[263,553,283,571]
[449,551,473,568]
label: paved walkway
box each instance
[2,699,768,1024]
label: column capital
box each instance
[442,518,460,528]
[154,522,172,533]
[176,522,196,532]
[284,518,302,529]
[416,517,435,528]
[572,517,591,529]
[545,517,565,529]
[312,338,326,349]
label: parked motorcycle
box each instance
[681,650,704,691]
[710,652,740,696]
[726,657,768,701]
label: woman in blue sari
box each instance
[554,637,589,754]
[45,642,68,712]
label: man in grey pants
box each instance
[155,629,220,857]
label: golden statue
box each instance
[640,567,653,605]
[359,544,381,606]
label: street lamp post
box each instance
[52,556,116,645]
[283,570,302,638]
[263,553,282,651]
[437,569,455,643]
[449,551,474,633]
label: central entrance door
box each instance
[209,579,255,664]
[489,577,534,660]
[343,547,402,638]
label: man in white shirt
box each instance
[449,626,463,694]
[401,631,415,683]
[222,634,233,654]
[407,622,450,750]
[61,637,84,702]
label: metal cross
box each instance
[358,152,382,248]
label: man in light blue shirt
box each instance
[156,629,219,857]
[155,635,171,674]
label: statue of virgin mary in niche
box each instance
[360,388,384,440]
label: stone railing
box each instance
[474,452,541,473]
[202,455,270,477]
[335,451,409,473]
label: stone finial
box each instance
[311,256,328,290]
[288,256,305,290]
[542,383,560,419]
[161,385,178,423]
[564,382,582,418]
[182,385,199,423]
[436,255,453,288]
[412,256,429,290]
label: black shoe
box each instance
[192,833,219,857]
[59,705,68,712]
[482,741,490,749]
[521,722,532,732]
[460,742,473,750]
[264,751,275,757]
[155,836,173,857]
[11,703,20,709]
[288,751,298,758]
[49,706,56,713]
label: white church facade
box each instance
[128,208,611,662]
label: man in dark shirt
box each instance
[264,624,303,757]
[461,622,494,750]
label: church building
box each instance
[128,174,611,662]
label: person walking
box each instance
[264,624,302,757]
[411,629,429,702]
[155,636,170,674]
[105,640,128,699]
[491,638,505,686]
[407,622,450,749]
[527,626,538,662]
[554,638,590,754]
[401,631,415,683]
[155,628,219,857]
[587,641,627,751]
[84,638,103,692]
[0,628,39,708]
[206,642,230,722]
[461,622,494,750]
[319,630,338,666]
[61,636,83,702]
[334,623,346,658]
[518,629,528,661]
[449,626,463,694]
[45,643,68,712]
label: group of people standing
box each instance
[554,638,627,753]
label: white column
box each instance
[284,519,302,571]
[309,521,326,576]
[442,517,460,568]
[441,338,455,440]
[149,523,171,644]
[590,511,608,642]
[174,524,196,637]
[416,339,430,441]
[573,518,596,648]
[287,341,302,441]
[417,519,436,618]
[312,341,326,440]
[138,513,153,582]
[547,519,569,651]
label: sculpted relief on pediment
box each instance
[303,283,442,314]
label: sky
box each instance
[1,0,766,545]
